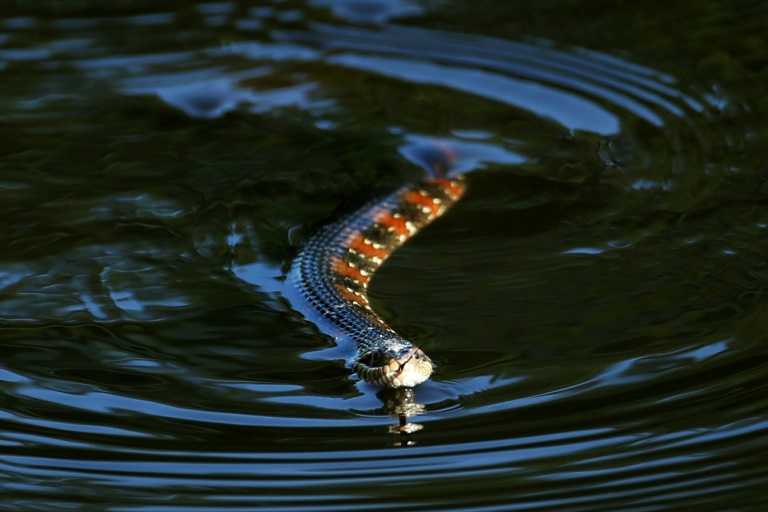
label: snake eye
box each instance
[364,350,381,365]
[414,352,420,360]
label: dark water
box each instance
[2,1,768,510]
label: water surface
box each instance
[2,1,768,510]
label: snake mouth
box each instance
[354,347,434,388]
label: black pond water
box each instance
[2,1,768,510]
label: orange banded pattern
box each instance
[293,171,466,387]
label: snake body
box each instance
[293,158,465,388]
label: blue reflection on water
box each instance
[329,53,621,134]
[311,0,425,23]
[400,135,526,175]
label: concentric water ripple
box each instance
[1,1,767,510]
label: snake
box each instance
[292,143,466,388]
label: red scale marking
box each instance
[347,232,389,260]
[331,256,370,286]
[402,190,442,216]
[335,284,370,307]
[429,177,466,200]
[374,211,411,238]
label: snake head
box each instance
[354,346,433,388]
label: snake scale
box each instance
[293,144,465,388]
